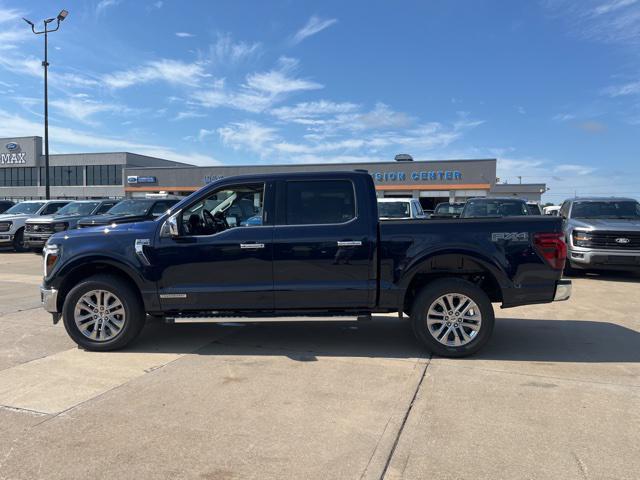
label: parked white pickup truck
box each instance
[377,198,427,220]
[0,200,69,251]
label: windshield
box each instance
[4,202,45,215]
[378,201,411,218]
[104,199,155,216]
[462,199,528,218]
[571,201,640,219]
[55,202,100,217]
[434,203,464,215]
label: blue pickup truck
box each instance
[40,171,571,357]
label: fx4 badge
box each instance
[491,232,529,242]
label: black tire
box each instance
[410,278,495,358]
[62,274,145,351]
[12,228,27,252]
[564,260,584,277]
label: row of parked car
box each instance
[0,197,179,252]
[377,195,640,273]
[377,196,544,220]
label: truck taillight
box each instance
[534,232,567,270]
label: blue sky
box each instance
[1,0,639,201]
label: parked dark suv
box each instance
[24,199,119,251]
[561,197,640,271]
[77,198,179,228]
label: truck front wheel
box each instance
[411,278,494,357]
[62,274,145,351]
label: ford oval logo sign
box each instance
[5,142,18,151]
[615,237,631,244]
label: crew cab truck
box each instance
[0,200,70,252]
[24,199,119,252]
[561,197,640,271]
[40,172,571,357]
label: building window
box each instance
[0,167,37,187]
[38,166,84,186]
[86,165,122,186]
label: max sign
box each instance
[0,152,26,165]
[1,142,26,165]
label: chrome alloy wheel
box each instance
[426,293,482,347]
[74,289,126,342]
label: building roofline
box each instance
[125,158,498,171]
[1,136,43,140]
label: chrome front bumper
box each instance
[40,286,59,313]
[0,234,13,244]
[553,279,572,302]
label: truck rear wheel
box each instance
[62,274,145,351]
[410,278,494,357]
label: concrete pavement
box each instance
[0,252,638,479]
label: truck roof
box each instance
[570,197,638,202]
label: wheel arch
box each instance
[56,256,145,313]
[400,250,506,314]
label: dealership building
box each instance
[1,136,546,208]
[0,136,188,200]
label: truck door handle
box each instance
[337,241,362,247]
[240,243,265,249]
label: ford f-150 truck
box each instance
[0,200,70,251]
[40,171,571,357]
[24,199,119,252]
[561,197,640,271]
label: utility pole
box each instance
[23,10,69,200]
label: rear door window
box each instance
[284,180,355,225]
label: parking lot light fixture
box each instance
[22,9,69,201]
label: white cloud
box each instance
[602,80,640,96]
[592,0,638,16]
[197,128,215,141]
[545,0,640,45]
[97,0,123,14]
[218,121,278,154]
[103,59,210,89]
[271,100,359,124]
[0,109,218,165]
[291,15,338,44]
[0,6,22,23]
[554,164,597,175]
[192,57,322,113]
[207,33,261,65]
[175,32,194,38]
[553,112,576,121]
[49,97,136,125]
[173,111,207,121]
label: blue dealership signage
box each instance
[371,170,462,182]
[127,175,157,184]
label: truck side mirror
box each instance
[162,211,180,238]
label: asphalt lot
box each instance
[0,251,638,480]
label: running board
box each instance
[164,313,373,324]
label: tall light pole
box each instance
[23,10,69,200]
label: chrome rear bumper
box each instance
[553,279,572,302]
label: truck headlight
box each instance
[572,231,592,246]
[43,244,61,278]
[53,222,68,232]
